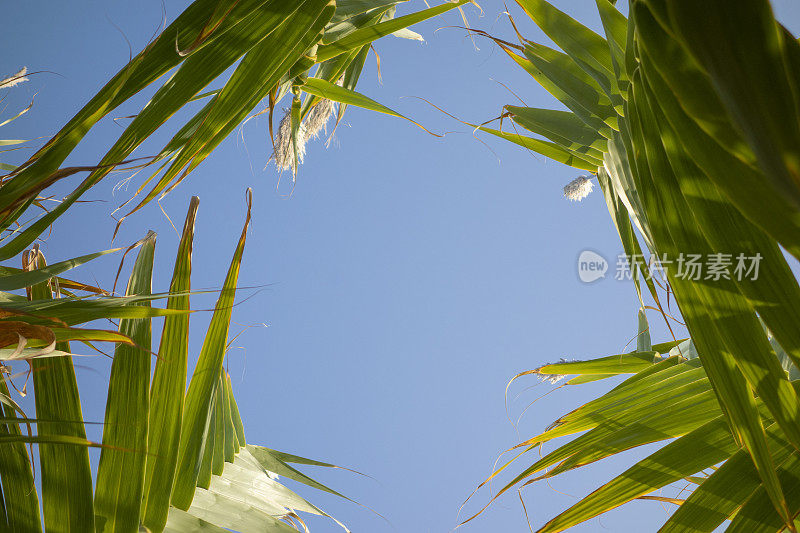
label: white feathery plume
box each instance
[563,175,594,201]
[540,373,567,385]
[303,76,343,140]
[0,67,28,89]
[304,98,337,140]
[273,109,307,173]
[535,358,577,385]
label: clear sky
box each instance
[3,1,800,532]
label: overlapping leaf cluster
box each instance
[0,1,472,531]
[0,0,466,254]
[469,0,800,531]
[2,193,362,533]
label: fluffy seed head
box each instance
[303,77,343,140]
[563,175,594,201]
[273,109,307,173]
[304,98,337,140]
[536,358,577,385]
[539,373,566,385]
[0,67,28,89]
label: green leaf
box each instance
[162,508,228,532]
[141,197,198,532]
[226,375,246,448]
[505,106,607,158]
[523,43,617,134]
[0,378,41,533]
[171,191,252,510]
[101,0,312,217]
[647,82,800,420]
[537,417,737,532]
[628,70,794,528]
[661,424,793,532]
[0,0,243,215]
[516,0,620,105]
[633,3,800,261]
[475,126,601,171]
[94,231,155,532]
[247,445,352,501]
[594,0,628,88]
[302,77,437,135]
[221,374,235,463]
[0,293,185,327]
[540,390,719,480]
[667,0,800,210]
[596,169,660,305]
[316,0,469,62]
[124,0,334,219]
[323,1,394,44]
[726,453,800,532]
[0,248,119,291]
[211,382,225,477]
[27,252,94,532]
[534,351,659,376]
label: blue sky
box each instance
[3,1,800,532]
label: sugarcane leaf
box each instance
[0,0,252,215]
[523,43,618,134]
[476,126,601,171]
[36,327,133,347]
[316,0,469,62]
[661,425,793,533]
[726,453,800,533]
[667,0,800,210]
[0,248,119,291]
[536,417,738,533]
[633,3,800,261]
[124,0,334,220]
[221,374,235,463]
[594,0,627,88]
[541,392,719,482]
[0,378,41,532]
[636,308,651,353]
[94,231,155,532]
[27,252,94,531]
[482,358,705,495]
[247,445,352,500]
[0,293,185,327]
[329,0,402,24]
[163,508,228,533]
[596,169,659,304]
[97,1,310,211]
[635,72,800,459]
[505,106,607,158]
[302,77,437,135]
[628,69,795,527]
[323,2,395,44]
[171,191,252,510]
[178,488,298,533]
[226,374,246,447]
[211,380,226,477]
[141,197,198,532]
[208,449,323,517]
[648,83,800,391]
[516,0,615,86]
[534,351,658,376]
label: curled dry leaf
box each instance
[0,320,57,360]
